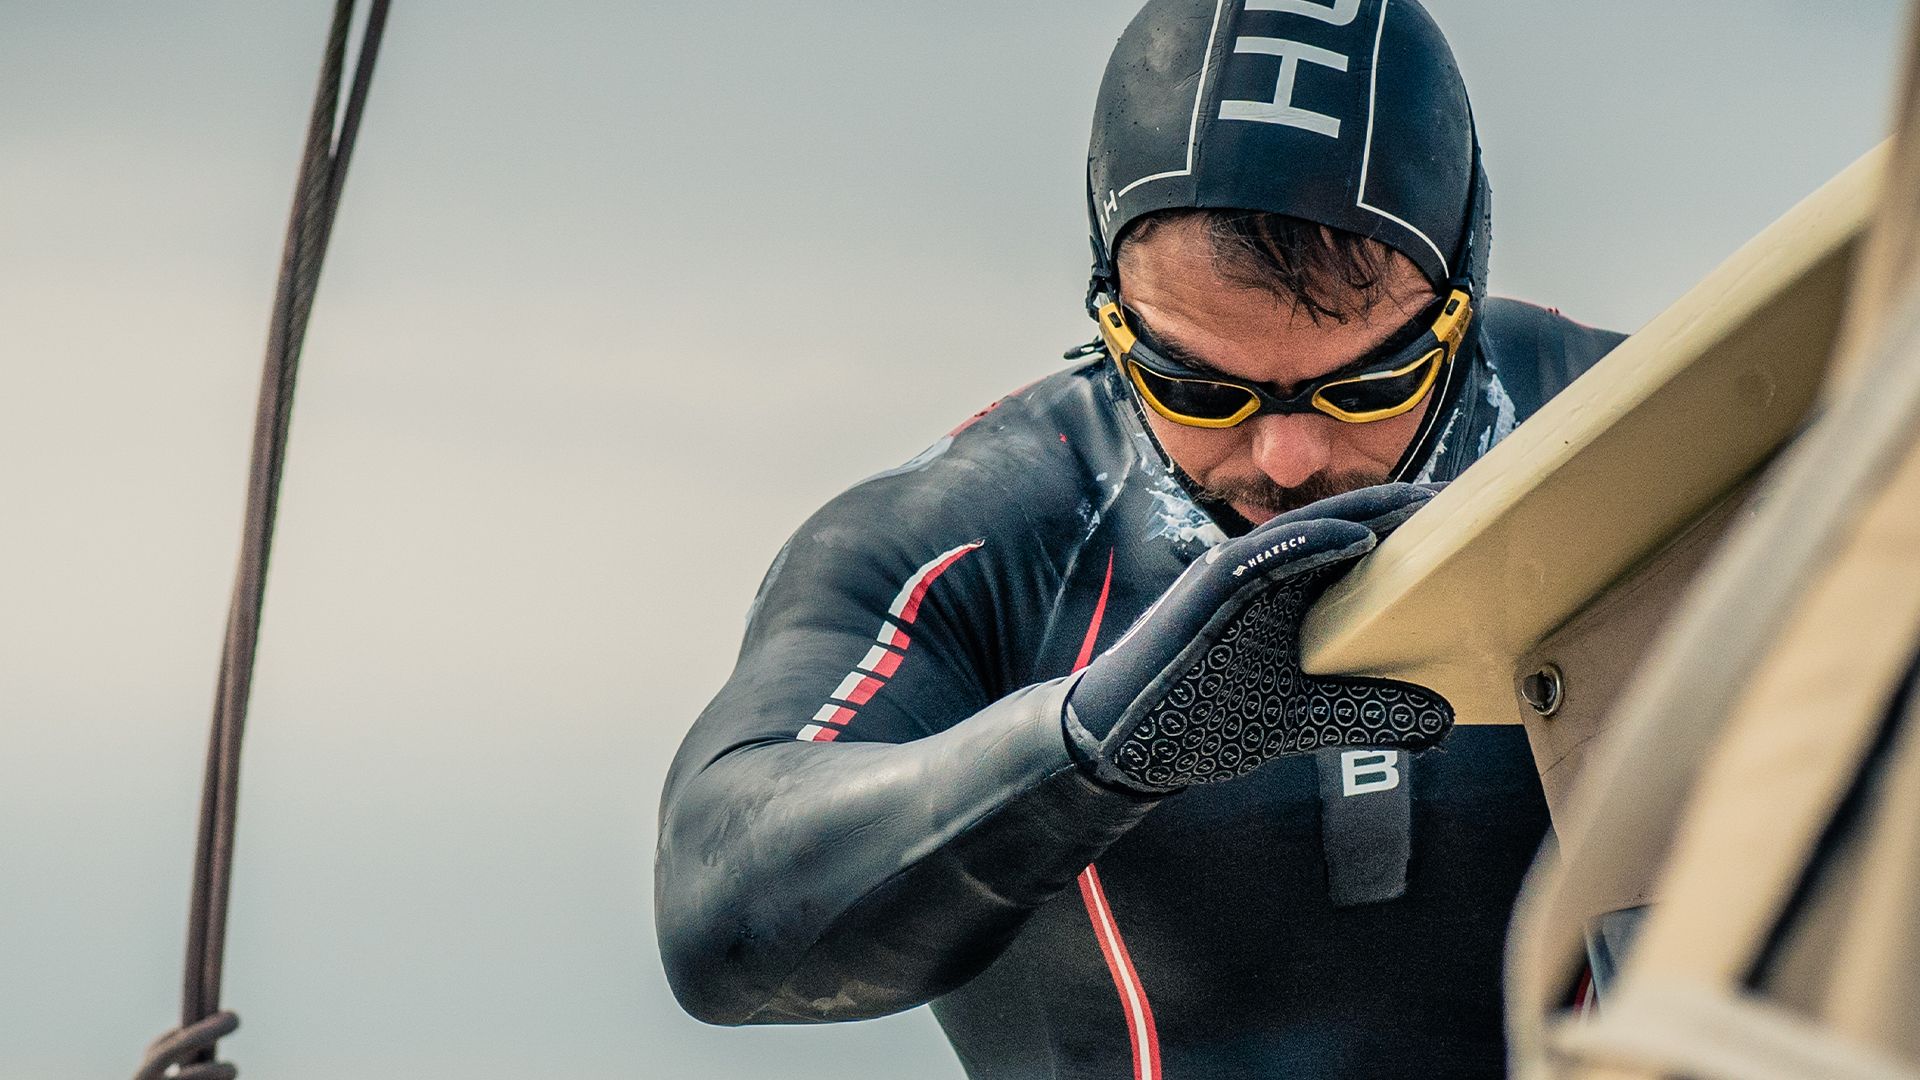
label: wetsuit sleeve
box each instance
[654,467,1158,1026]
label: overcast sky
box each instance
[1,3,1908,1078]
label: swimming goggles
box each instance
[1095,289,1472,427]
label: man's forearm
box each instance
[654,677,1159,1025]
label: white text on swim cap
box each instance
[1248,0,1361,25]
[1218,0,1357,139]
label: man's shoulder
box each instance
[775,359,1121,580]
[803,360,1126,548]
[1478,296,1630,411]
[1480,296,1628,354]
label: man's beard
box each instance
[1199,468,1391,521]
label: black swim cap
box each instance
[1086,0,1487,307]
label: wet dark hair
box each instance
[1119,210,1406,325]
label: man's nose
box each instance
[1246,412,1334,489]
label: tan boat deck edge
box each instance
[1299,145,1885,732]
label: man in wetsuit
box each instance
[656,1,1624,1077]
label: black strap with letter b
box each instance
[1315,747,1414,907]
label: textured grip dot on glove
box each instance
[1106,573,1452,791]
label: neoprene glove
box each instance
[1064,483,1453,794]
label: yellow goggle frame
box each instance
[1096,289,1472,427]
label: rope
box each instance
[133,3,391,1076]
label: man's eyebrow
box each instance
[1127,309,1237,379]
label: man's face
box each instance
[1117,217,1438,525]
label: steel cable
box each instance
[132,3,391,1076]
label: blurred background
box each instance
[0,2,1905,1077]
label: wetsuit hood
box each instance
[1084,0,1492,483]
[1087,0,1483,290]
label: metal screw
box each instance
[1520,664,1564,718]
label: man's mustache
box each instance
[1201,469,1391,519]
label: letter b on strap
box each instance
[1341,750,1401,796]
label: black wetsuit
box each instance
[657,299,1624,1079]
